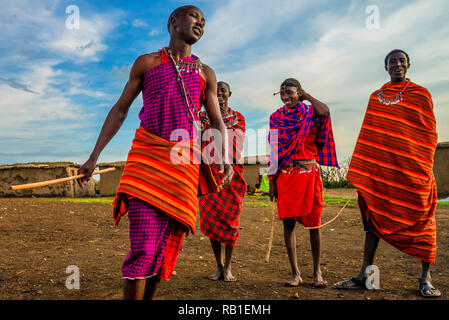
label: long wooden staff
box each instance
[304,198,351,230]
[9,167,116,191]
[265,200,277,263]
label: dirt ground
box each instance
[0,188,448,300]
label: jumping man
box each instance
[77,5,233,300]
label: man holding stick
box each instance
[77,5,233,300]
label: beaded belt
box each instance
[286,159,316,170]
[281,160,316,174]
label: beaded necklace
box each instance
[377,78,410,105]
[164,47,202,132]
[163,47,203,74]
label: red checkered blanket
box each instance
[198,108,247,246]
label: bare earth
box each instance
[0,188,448,300]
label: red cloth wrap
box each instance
[276,164,324,228]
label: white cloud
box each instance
[148,29,162,37]
[196,0,310,64]
[132,19,149,28]
[64,72,108,98]
[1,0,448,165]
[0,1,125,163]
[46,13,119,62]
[0,61,89,136]
[0,1,123,63]
[196,0,449,158]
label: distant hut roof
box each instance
[97,161,125,168]
[0,162,78,170]
[243,155,269,165]
[437,142,449,149]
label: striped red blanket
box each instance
[347,79,438,263]
[113,126,219,234]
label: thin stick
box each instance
[304,198,351,230]
[265,200,277,263]
[9,167,116,191]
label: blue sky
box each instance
[1,0,448,165]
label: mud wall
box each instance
[434,142,449,195]
[98,163,124,196]
[0,166,95,197]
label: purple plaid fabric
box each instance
[268,103,339,179]
[122,49,203,279]
[139,49,202,141]
[122,197,171,279]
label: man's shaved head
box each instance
[167,5,202,33]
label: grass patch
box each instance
[246,195,270,200]
[40,196,448,209]
[244,197,357,208]
[323,196,356,206]
[244,201,272,208]
[43,198,114,204]
[437,201,449,207]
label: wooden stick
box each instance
[265,200,277,263]
[9,167,116,191]
[304,198,351,230]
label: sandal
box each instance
[418,282,441,298]
[334,277,366,290]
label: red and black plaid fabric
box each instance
[198,108,246,246]
[159,221,185,280]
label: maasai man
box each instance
[198,81,246,282]
[334,50,441,298]
[77,5,233,300]
[268,78,338,288]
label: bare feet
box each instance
[223,267,236,282]
[313,272,328,288]
[285,273,303,287]
[208,267,224,281]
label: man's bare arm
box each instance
[78,54,159,185]
[201,64,234,182]
[300,90,330,118]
